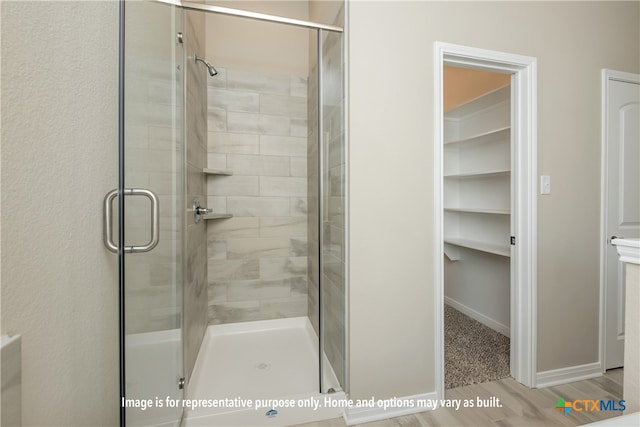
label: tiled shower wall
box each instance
[205,67,309,324]
[123,3,184,336]
[184,10,209,383]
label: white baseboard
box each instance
[343,392,437,426]
[536,362,602,388]
[444,296,510,338]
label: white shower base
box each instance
[183,317,346,426]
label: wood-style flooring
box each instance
[293,369,625,427]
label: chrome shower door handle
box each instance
[103,188,160,253]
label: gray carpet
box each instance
[445,305,510,389]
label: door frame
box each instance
[434,42,538,397]
[598,68,640,371]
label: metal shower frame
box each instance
[117,0,346,424]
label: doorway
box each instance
[442,66,512,389]
[434,42,538,397]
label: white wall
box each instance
[347,0,639,400]
[1,1,119,425]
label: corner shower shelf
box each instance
[444,237,510,258]
[203,168,233,220]
[203,213,233,220]
[203,168,233,176]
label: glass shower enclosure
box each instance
[103,1,186,425]
[106,1,346,425]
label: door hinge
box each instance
[510,236,516,245]
[178,377,185,390]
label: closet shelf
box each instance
[203,213,233,220]
[445,85,510,119]
[444,237,510,257]
[444,208,510,215]
[444,126,510,146]
[444,170,510,179]
[203,168,233,176]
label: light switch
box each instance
[541,175,551,195]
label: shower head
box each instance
[195,55,218,77]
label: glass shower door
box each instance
[121,1,185,425]
[320,28,346,393]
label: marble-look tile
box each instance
[260,176,306,197]
[127,148,177,173]
[258,114,291,136]
[260,217,307,237]
[226,111,260,134]
[186,166,205,197]
[290,76,308,97]
[226,69,290,95]
[207,109,227,132]
[290,276,308,297]
[205,66,314,326]
[126,171,151,189]
[290,118,308,137]
[184,9,209,384]
[148,125,184,152]
[207,175,259,196]
[207,217,260,238]
[226,237,290,259]
[207,153,227,170]
[290,157,307,177]
[207,240,226,261]
[259,256,307,279]
[128,125,149,149]
[290,237,308,256]
[208,88,259,112]
[258,296,307,319]
[150,262,179,287]
[127,102,180,129]
[205,196,227,214]
[208,132,259,154]
[290,197,308,217]
[226,154,290,177]
[260,94,306,118]
[207,281,227,303]
[208,301,260,325]
[260,135,307,157]
[209,258,260,281]
[227,196,290,217]
[148,78,175,105]
[226,278,292,302]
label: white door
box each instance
[603,70,640,369]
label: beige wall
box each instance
[347,0,639,400]
[205,1,311,77]
[1,1,119,425]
